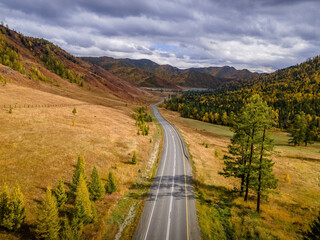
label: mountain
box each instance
[0,25,152,104]
[165,55,320,129]
[82,56,258,89]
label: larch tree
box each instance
[59,217,74,240]
[35,187,60,240]
[89,166,105,200]
[288,112,307,146]
[73,174,96,225]
[303,211,320,240]
[55,178,68,208]
[132,151,137,164]
[72,156,87,192]
[11,184,26,230]
[105,172,117,194]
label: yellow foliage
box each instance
[284,173,291,183]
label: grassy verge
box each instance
[102,107,163,240]
[160,108,320,240]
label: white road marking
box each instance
[144,112,169,240]
[166,127,176,240]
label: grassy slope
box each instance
[159,108,320,240]
[0,82,161,239]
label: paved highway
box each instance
[134,102,200,240]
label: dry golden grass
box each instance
[0,82,157,239]
[159,107,320,240]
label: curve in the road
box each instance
[134,101,200,240]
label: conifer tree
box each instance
[132,151,137,164]
[220,95,278,211]
[72,107,77,115]
[55,178,68,208]
[288,112,307,146]
[71,214,83,240]
[59,217,74,240]
[0,184,10,226]
[303,211,320,240]
[0,184,15,230]
[89,166,105,200]
[35,187,60,240]
[105,172,117,194]
[73,174,95,225]
[72,156,87,191]
[11,184,26,230]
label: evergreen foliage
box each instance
[303,211,320,240]
[10,184,26,230]
[59,217,74,240]
[72,156,87,192]
[35,187,60,240]
[55,178,68,209]
[132,107,152,136]
[0,35,25,74]
[89,166,105,200]
[219,95,278,212]
[132,151,137,165]
[165,56,320,141]
[73,174,95,225]
[0,184,25,231]
[105,172,117,194]
[72,107,77,115]
[29,66,48,82]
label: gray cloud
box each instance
[0,0,319,72]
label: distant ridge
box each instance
[82,56,258,89]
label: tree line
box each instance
[165,57,320,146]
[0,156,117,239]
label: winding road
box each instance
[134,102,200,240]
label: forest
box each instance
[165,56,320,145]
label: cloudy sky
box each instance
[0,0,319,72]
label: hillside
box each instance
[82,56,258,89]
[0,26,164,240]
[0,25,153,104]
[165,56,320,129]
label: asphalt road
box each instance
[134,102,200,240]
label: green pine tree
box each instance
[132,151,137,165]
[105,172,117,194]
[59,217,74,240]
[89,166,105,201]
[73,174,95,225]
[72,156,87,192]
[11,184,26,230]
[0,184,10,226]
[289,112,307,146]
[55,178,68,208]
[35,187,60,240]
[0,184,15,230]
[70,215,83,240]
[303,211,320,240]
[72,107,77,115]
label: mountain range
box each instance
[81,56,259,89]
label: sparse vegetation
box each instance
[133,107,152,136]
[29,66,49,82]
[132,150,137,164]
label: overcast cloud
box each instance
[0,0,319,72]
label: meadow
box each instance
[0,83,160,239]
[160,107,320,240]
